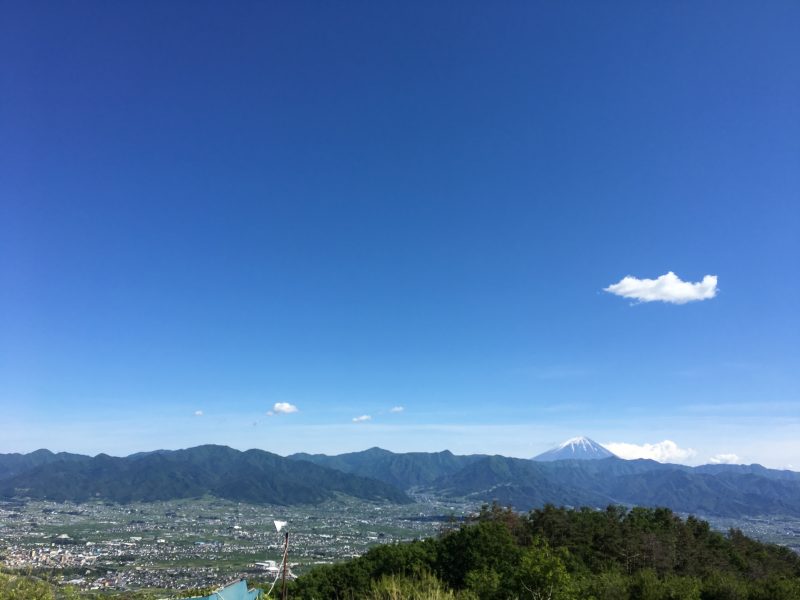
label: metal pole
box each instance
[281,532,289,600]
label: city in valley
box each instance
[0,495,474,595]
[2,494,799,596]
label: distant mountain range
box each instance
[428,454,800,517]
[288,447,486,489]
[289,439,800,517]
[3,439,800,518]
[0,445,410,505]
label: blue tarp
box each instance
[183,579,262,600]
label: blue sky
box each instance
[1,1,798,467]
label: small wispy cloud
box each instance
[352,415,372,423]
[709,453,740,465]
[605,440,697,463]
[194,410,204,417]
[604,272,717,304]
[272,402,298,415]
[389,406,404,413]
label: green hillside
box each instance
[288,503,800,599]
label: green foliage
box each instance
[367,572,463,600]
[576,568,630,600]
[175,587,213,598]
[435,519,520,590]
[514,539,576,600]
[0,572,54,600]
[463,568,501,599]
[625,569,702,600]
[744,575,800,600]
[659,574,701,600]
[289,504,800,599]
[0,572,88,600]
[697,571,749,600]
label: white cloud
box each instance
[194,410,204,417]
[352,415,372,423]
[272,402,298,415]
[605,440,697,463]
[604,272,717,304]
[709,453,740,464]
[389,406,404,413]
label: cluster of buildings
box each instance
[2,541,99,569]
[0,497,470,592]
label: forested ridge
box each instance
[0,446,410,505]
[288,504,800,599]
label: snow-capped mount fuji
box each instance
[533,436,618,461]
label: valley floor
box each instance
[1,496,799,596]
[0,495,474,594]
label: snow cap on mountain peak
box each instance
[559,436,593,448]
[534,436,618,461]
